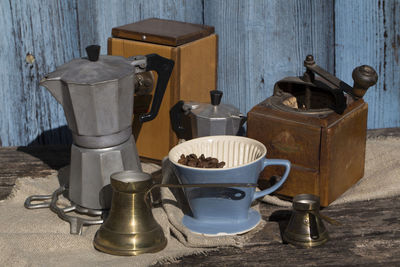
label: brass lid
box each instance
[112,18,215,46]
[292,194,320,211]
[110,171,152,193]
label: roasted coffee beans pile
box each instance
[178,154,226,168]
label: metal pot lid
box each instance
[44,45,135,84]
[183,90,243,120]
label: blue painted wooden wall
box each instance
[0,0,399,146]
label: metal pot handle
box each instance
[145,182,257,205]
[169,101,187,139]
[139,54,174,123]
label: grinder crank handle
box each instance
[304,55,378,99]
[139,54,174,123]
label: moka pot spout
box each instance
[40,76,64,105]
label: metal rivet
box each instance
[142,35,147,40]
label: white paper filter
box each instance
[169,136,266,168]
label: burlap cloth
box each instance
[1,137,399,266]
[0,162,264,266]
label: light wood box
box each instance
[108,18,218,160]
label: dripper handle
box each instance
[253,158,291,200]
[139,54,174,123]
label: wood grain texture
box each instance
[0,0,79,146]
[163,196,400,266]
[203,0,334,115]
[335,0,400,129]
[0,145,69,199]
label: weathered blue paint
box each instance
[335,0,400,129]
[0,0,202,146]
[76,0,203,57]
[0,0,399,146]
[0,0,79,146]
[204,0,335,115]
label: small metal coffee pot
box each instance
[170,90,246,140]
[93,171,167,256]
[283,194,330,247]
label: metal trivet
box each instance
[24,186,103,235]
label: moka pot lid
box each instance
[44,45,136,85]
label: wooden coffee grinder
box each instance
[247,55,378,206]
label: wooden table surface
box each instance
[1,128,399,266]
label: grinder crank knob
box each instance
[351,65,378,98]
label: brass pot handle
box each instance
[144,182,258,204]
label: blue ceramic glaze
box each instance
[173,154,291,235]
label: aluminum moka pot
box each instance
[170,90,246,140]
[39,45,174,211]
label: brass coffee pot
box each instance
[283,194,339,247]
[93,171,167,256]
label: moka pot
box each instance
[40,45,174,210]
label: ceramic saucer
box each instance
[182,208,261,236]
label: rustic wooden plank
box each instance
[203,0,334,115]
[0,145,70,183]
[335,0,400,129]
[367,127,400,138]
[76,0,204,56]
[165,196,400,266]
[0,0,79,147]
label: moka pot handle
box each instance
[169,100,187,139]
[139,54,175,123]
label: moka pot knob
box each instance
[210,90,223,106]
[86,45,101,61]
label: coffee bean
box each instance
[178,153,225,168]
[217,162,226,168]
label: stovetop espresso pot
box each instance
[39,45,174,211]
[170,90,246,140]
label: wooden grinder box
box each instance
[108,18,217,160]
[247,99,368,207]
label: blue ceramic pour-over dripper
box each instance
[168,135,291,236]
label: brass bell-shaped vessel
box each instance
[93,171,167,256]
[283,194,329,247]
